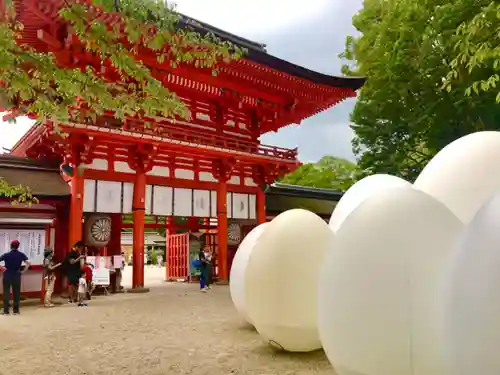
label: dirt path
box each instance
[0,283,336,375]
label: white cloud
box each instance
[173,0,332,37]
[0,114,35,153]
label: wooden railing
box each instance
[97,119,299,161]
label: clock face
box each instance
[85,214,112,247]
[91,217,112,242]
[228,223,241,245]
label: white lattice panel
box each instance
[226,192,233,219]
[122,183,134,214]
[96,181,122,213]
[173,188,192,216]
[193,190,210,217]
[152,186,173,216]
[145,184,153,215]
[232,193,249,219]
[210,190,217,217]
[83,179,96,212]
[249,194,257,219]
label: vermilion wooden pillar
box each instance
[109,214,122,255]
[69,170,84,248]
[256,185,266,224]
[217,179,229,281]
[188,217,199,232]
[165,216,173,235]
[132,170,146,289]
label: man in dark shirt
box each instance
[65,241,84,303]
[0,240,31,315]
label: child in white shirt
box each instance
[77,270,88,307]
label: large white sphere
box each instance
[444,192,500,375]
[414,131,500,224]
[230,222,269,325]
[245,209,335,352]
[329,174,410,233]
[318,186,463,375]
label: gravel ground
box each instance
[0,277,336,375]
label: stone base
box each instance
[126,287,150,294]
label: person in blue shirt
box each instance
[0,240,31,315]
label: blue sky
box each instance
[0,0,363,161]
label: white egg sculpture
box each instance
[414,131,500,224]
[318,186,463,375]
[443,192,500,375]
[230,222,269,325]
[245,209,335,352]
[329,174,410,233]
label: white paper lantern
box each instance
[318,186,463,375]
[443,192,500,375]
[245,209,335,352]
[230,222,269,325]
[329,174,410,233]
[414,131,500,224]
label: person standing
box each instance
[198,247,208,292]
[0,240,31,315]
[43,248,61,307]
[77,270,88,307]
[65,241,85,304]
[204,247,214,290]
[81,262,93,300]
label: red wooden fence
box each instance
[165,232,189,281]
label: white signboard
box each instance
[86,256,110,285]
[0,229,45,265]
[112,255,123,269]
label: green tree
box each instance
[446,1,500,101]
[0,0,243,199]
[342,0,500,181]
[280,155,356,191]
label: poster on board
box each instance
[0,229,45,265]
[86,256,110,285]
[112,255,123,269]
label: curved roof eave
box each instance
[177,14,366,91]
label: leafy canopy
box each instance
[342,0,500,181]
[0,0,244,123]
[0,0,243,201]
[280,155,357,192]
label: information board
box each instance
[112,255,123,269]
[0,229,45,265]
[86,256,111,285]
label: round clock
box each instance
[84,214,112,247]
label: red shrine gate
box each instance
[4,0,364,291]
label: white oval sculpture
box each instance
[329,174,410,233]
[318,186,463,375]
[230,222,269,325]
[414,131,500,224]
[245,209,335,352]
[443,192,500,375]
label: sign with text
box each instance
[0,229,45,265]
